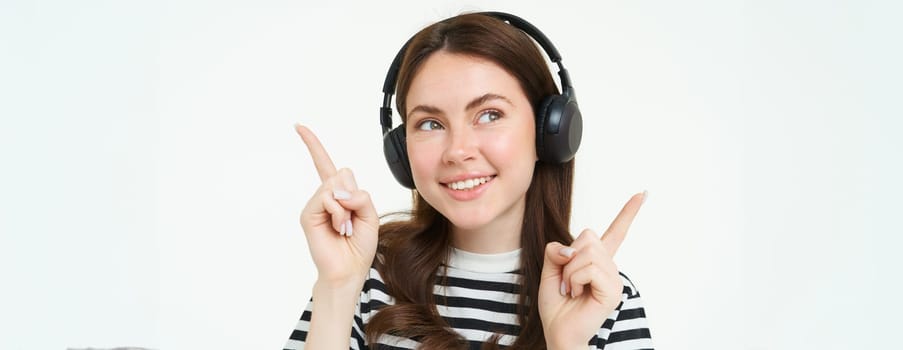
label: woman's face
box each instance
[405,51,538,233]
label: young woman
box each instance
[285,12,653,350]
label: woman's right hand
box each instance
[295,124,379,292]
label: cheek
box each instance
[486,123,536,161]
[483,134,537,175]
[407,140,440,180]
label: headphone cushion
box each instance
[536,94,582,163]
[535,95,558,161]
[537,94,568,162]
[382,127,415,189]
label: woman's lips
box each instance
[443,175,494,190]
[441,175,495,201]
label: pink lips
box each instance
[441,176,495,201]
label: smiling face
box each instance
[405,51,538,239]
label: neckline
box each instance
[447,247,522,273]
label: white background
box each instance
[1,0,900,349]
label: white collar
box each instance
[447,247,521,273]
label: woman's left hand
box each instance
[538,192,646,350]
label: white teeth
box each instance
[446,176,492,191]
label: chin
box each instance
[439,209,494,232]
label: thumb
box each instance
[541,241,574,279]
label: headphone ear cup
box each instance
[383,126,415,189]
[535,95,557,162]
[536,94,583,163]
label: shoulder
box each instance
[362,264,388,294]
[614,270,646,319]
[613,270,648,322]
[590,270,654,349]
[618,271,641,298]
[360,264,395,320]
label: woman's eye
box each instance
[477,110,502,124]
[416,120,443,131]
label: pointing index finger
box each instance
[295,124,337,181]
[600,191,647,256]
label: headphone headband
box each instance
[380,11,574,135]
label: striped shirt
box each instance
[284,248,653,349]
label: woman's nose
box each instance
[441,127,479,165]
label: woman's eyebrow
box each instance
[466,93,512,111]
[408,93,514,117]
[408,104,442,117]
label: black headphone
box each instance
[380,12,583,189]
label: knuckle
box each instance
[562,263,576,277]
[587,242,603,256]
[590,264,604,276]
[568,270,582,283]
[323,175,340,188]
[319,189,333,202]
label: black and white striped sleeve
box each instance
[590,272,654,349]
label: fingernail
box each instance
[642,190,649,204]
[339,221,346,236]
[571,288,577,298]
[559,247,576,258]
[333,190,351,200]
[346,219,353,236]
[560,281,567,296]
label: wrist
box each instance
[544,336,580,350]
[544,332,587,350]
[313,278,363,305]
[306,279,359,349]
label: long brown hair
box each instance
[368,13,576,349]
